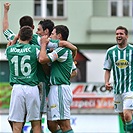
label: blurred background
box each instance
[0,0,132,132]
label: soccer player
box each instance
[39,25,75,133]
[5,26,43,133]
[104,26,133,133]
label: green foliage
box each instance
[0,82,12,109]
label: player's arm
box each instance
[3,3,10,32]
[103,51,113,90]
[39,35,51,64]
[42,64,50,76]
[71,69,77,78]
[3,3,16,41]
[71,61,77,78]
[59,40,77,59]
[104,69,112,90]
[47,39,77,59]
[6,35,19,47]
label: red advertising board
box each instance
[70,83,114,109]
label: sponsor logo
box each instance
[51,104,57,108]
[53,115,57,118]
[115,59,129,69]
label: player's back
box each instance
[6,43,40,86]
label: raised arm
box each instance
[3,3,11,32]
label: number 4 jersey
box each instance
[6,43,40,86]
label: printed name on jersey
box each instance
[115,59,129,69]
[10,47,31,53]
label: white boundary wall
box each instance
[0,114,120,133]
[81,50,113,83]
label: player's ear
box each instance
[45,28,49,35]
[17,34,20,38]
[57,33,62,40]
[32,25,35,29]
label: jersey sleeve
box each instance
[47,39,59,49]
[5,48,8,59]
[3,29,15,41]
[103,51,112,70]
[5,46,11,59]
[33,45,40,58]
[47,50,58,62]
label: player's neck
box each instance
[19,40,29,44]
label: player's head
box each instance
[36,19,54,37]
[19,26,33,41]
[116,26,128,35]
[50,25,69,41]
[19,16,34,29]
[115,26,128,46]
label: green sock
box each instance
[123,124,126,131]
[126,120,133,131]
[30,129,33,133]
[30,128,44,133]
[54,129,62,133]
[63,129,74,133]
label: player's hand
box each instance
[11,35,19,45]
[105,82,112,90]
[6,41,12,47]
[40,35,49,46]
[7,35,19,47]
[4,3,11,11]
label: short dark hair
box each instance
[38,19,54,35]
[54,25,69,41]
[19,26,33,41]
[116,26,128,35]
[19,16,33,28]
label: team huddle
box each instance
[3,2,133,133]
[3,2,77,133]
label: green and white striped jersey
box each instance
[48,47,73,85]
[6,43,40,86]
[104,44,133,94]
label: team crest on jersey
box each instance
[115,59,129,69]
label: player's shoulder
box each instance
[128,43,133,49]
[54,46,68,53]
[31,34,41,46]
[32,33,40,38]
[30,43,40,48]
[6,43,18,53]
[106,45,117,52]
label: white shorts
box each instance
[47,85,73,121]
[114,92,133,113]
[8,84,41,122]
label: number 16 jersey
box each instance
[6,43,40,86]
